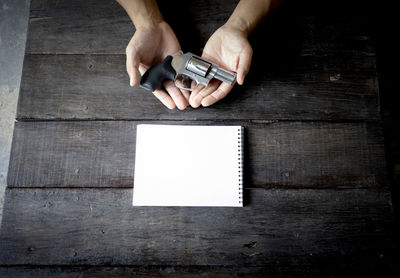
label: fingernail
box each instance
[201,100,209,107]
[190,101,198,109]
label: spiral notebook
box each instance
[132,124,244,207]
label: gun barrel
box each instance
[213,68,236,85]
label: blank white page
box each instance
[133,124,243,207]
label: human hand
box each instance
[126,21,189,109]
[189,25,253,108]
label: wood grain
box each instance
[0,264,395,278]
[21,0,379,121]
[17,54,379,121]
[0,266,296,278]
[0,266,268,278]
[0,188,394,268]
[0,189,392,267]
[2,0,392,275]
[7,121,387,188]
[26,0,375,57]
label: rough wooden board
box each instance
[0,266,314,278]
[0,188,394,268]
[25,0,375,57]
[8,121,135,188]
[17,54,379,121]
[26,0,132,55]
[0,264,395,278]
[21,1,380,121]
[7,121,386,188]
[0,266,289,278]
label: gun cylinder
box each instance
[186,57,211,77]
[185,55,236,85]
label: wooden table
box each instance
[0,0,394,276]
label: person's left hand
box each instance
[189,25,253,108]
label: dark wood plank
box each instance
[17,54,379,121]
[22,0,380,121]
[0,266,309,278]
[0,188,394,269]
[26,0,375,57]
[8,121,135,188]
[7,121,387,188]
[26,0,132,55]
[0,264,395,278]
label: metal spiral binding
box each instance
[238,127,244,206]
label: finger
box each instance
[175,75,191,101]
[152,88,176,110]
[132,64,149,88]
[139,66,183,110]
[138,64,149,76]
[171,50,183,56]
[189,80,220,108]
[126,48,141,87]
[201,82,233,107]
[189,84,205,108]
[180,89,190,102]
[164,80,188,110]
[237,47,253,85]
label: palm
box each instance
[126,22,188,110]
[202,26,251,75]
[189,26,252,107]
[129,22,181,69]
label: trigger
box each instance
[174,75,193,91]
[182,76,190,86]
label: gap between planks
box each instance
[14,119,382,124]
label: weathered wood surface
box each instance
[0,267,290,278]
[26,0,375,57]
[0,266,270,278]
[21,0,380,121]
[17,54,379,121]
[2,0,392,275]
[7,121,386,188]
[0,266,294,278]
[0,188,394,268]
[0,264,395,278]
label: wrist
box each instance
[133,13,164,30]
[117,0,164,30]
[224,16,251,37]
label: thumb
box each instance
[130,68,141,87]
[237,47,253,85]
[126,49,141,87]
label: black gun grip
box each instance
[139,55,176,92]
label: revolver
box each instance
[139,52,236,92]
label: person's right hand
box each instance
[188,25,252,108]
[126,21,189,110]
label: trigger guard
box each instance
[174,76,198,91]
